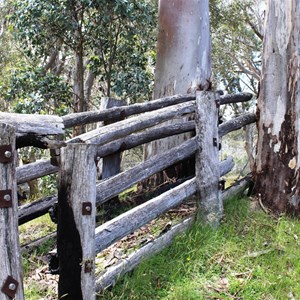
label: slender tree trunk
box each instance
[84,70,96,107]
[254,0,300,215]
[73,44,86,135]
[73,46,85,111]
[144,0,212,185]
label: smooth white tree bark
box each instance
[144,0,212,183]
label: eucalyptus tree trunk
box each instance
[144,0,212,185]
[254,0,300,215]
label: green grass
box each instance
[19,214,56,245]
[20,214,57,299]
[98,197,300,300]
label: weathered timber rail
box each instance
[0,91,255,299]
[17,112,255,225]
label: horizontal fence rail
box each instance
[62,92,252,128]
[17,112,256,225]
[62,94,196,128]
[0,92,252,149]
[95,156,234,254]
[69,101,195,144]
[16,112,256,185]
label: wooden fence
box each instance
[0,91,255,299]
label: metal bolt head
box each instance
[3,194,11,202]
[4,151,12,158]
[8,283,16,291]
[82,202,92,215]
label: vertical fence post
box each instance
[57,143,97,300]
[0,123,24,299]
[195,91,222,228]
[99,97,127,179]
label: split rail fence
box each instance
[0,91,255,299]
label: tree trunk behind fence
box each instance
[143,0,212,186]
[254,0,300,215]
[195,92,222,227]
[57,144,97,300]
[0,124,24,300]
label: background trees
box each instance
[1,0,263,116]
[2,0,157,118]
[210,0,263,96]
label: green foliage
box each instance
[86,0,157,102]
[39,174,58,196]
[9,0,157,107]
[1,66,72,114]
[11,0,82,55]
[98,197,300,300]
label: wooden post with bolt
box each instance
[195,91,222,228]
[57,143,97,300]
[0,123,24,299]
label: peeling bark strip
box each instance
[195,91,222,227]
[0,124,24,300]
[255,0,300,214]
[57,144,97,300]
